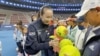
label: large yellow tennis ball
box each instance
[59,45,80,56]
[59,39,73,48]
[56,26,68,38]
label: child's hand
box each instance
[53,45,60,52]
[52,39,60,52]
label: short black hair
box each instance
[40,5,52,16]
[70,14,77,18]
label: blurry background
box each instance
[0,0,83,25]
[0,0,83,56]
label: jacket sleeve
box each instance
[25,24,51,50]
[67,34,75,42]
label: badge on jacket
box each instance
[89,45,95,51]
[29,32,36,36]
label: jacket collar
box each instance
[35,19,48,29]
[86,26,100,42]
[92,26,100,35]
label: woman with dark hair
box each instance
[14,20,25,56]
[24,5,58,56]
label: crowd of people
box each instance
[13,0,100,56]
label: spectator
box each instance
[14,20,25,56]
[53,18,59,27]
[31,15,37,22]
[75,16,90,52]
[58,20,67,27]
[66,15,78,43]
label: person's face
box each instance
[16,24,20,29]
[41,9,53,25]
[66,17,76,26]
[58,21,67,26]
[67,20,74,26]
[32,16,37,21]
[85,8,100,26]
[23,27,27,34]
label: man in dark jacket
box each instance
[75,0,100,55]
[24,6,58,56]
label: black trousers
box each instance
[17,41,25,56]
